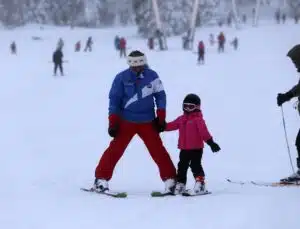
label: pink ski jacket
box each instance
[165,111,212,150]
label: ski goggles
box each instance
[183,103,200,112]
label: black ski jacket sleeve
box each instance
[287,79,300,115]
[289,79,300,97]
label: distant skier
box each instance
[114,35,120,50]
[227,14,232,27]
[231,37,238,50]
[75,41,81,52]
[295,15,299,24]
[282,13,286,24]
[52,47,64,76]
[275,9,281,24]
[217,32,225,53]
[155,29,164,51]
[277,44,300,182]
[209,34,215,46]
[182,29,191,50]
[148,37,154,50]
[198,41,205,64]
[182,36,189,50]
[57,38,64,50]
[92,50,176,193]
[119,37,126,58]
[252,8,256,25]
[164,94,221,194]
[84,37,93,52]
[10,41,17,55]
[242,14,247,24]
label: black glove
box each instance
[277,92,293,106]
[206,138,221,153]
[108,125,119,138]
[153,117,166,133]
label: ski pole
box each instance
[281,106,295,174]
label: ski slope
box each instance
[1,22,299,229]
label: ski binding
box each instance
[81,187,127,198]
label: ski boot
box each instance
[94,178,109,192]
[280,170,300,183]
[174,182,186,195]
[164,178,176,194]
[193,176,207,194]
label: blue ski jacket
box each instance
[108,67,166,122]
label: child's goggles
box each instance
[183,103,200,112]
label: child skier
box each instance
[165,94,221,195]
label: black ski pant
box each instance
[218,43,224,53]
[176,149,204,184]
[84,45,92,52]
[198,52,204,63]
[54,62,63,75]
[120,48,126,58]
[296,129,300,168]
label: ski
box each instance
[151,191,175,197]
[250,181,300,187]
[80,187,127,198]
[182,190,211,197]
[226,179,300,187]
[151,190,211,197]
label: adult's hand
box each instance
[108,114,120,138]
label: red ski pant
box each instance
[95,120,176,181]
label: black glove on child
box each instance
[206,138,221,153]
[277,92,293,106]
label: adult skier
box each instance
[93,50,176,193]
[277,44,300,182]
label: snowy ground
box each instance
[1,21,299,229]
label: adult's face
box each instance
[130,65,145,74]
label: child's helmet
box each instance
[183,94,201,112]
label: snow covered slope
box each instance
[1,22,299,229]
